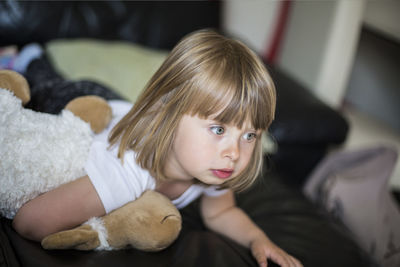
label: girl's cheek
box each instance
[207,134,224,145]
[241,141,256,155]
[242,143,256,164]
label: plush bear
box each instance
[0,70,181,251]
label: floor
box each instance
[336,104,400,191]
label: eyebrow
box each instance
[207,118,258,132]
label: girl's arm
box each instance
[200,190,302,267]
[12,175,105,242]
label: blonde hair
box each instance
[109,29,276,192]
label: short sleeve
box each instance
[85,141,156,213]
[92,100,132,143]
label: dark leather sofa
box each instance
[0,1,374,266]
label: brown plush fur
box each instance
[41,224,101,250]
[65,95,112,134]
[0,70,30,105]
[41,191,182,251]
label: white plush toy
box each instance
[0,72,96,219]
[0,70,181,252]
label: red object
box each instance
[264,0,292,65]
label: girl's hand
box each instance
[250,236,303,267]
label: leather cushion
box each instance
[1,170,372,267]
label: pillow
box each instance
[303,146,400,267]
[46,39,168,103]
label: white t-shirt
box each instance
[85,100,228,214]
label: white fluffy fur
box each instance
[0,88,94,219]
[85,217,112,250]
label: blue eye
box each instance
[210,126,225,135]
[243,132,257,141]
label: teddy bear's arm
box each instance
[41,191,182,252]
[41,224,101,250]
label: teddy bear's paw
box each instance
[102,191,182,252]
[41,224,101,250]
[0,70,30,105]
[65,95,112,134]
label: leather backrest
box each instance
[0,0,221,49]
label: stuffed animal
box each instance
[0,70,181,251]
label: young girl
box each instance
[12,29,302,267]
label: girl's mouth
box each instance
[212,169,234,179]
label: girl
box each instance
[12,29,302,267]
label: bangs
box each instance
[184,56,274,130]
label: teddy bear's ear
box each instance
[41,224,100,250]
[65,95,112,133]
[0,70,30,105]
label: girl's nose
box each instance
[222,139,240,161]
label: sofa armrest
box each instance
[269,67,349,146]
[266,66,349,185]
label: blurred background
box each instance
[222,0,400,192]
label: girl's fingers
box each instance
[251,243,303,267]
[286,255,302,267]
[269,250,291,267]
[252,249,267,267]
[287,256,296,267]
[290,255,303,267]
[283,252,302,267]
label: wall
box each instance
[277,0,365,108]
[345,28,400,133]
[222,0,279,58]
[363,0,400,42]
[343,0,400,190]
[344,0,400,133]
[277,1,336,99]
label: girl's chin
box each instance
[200,177,230,185]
